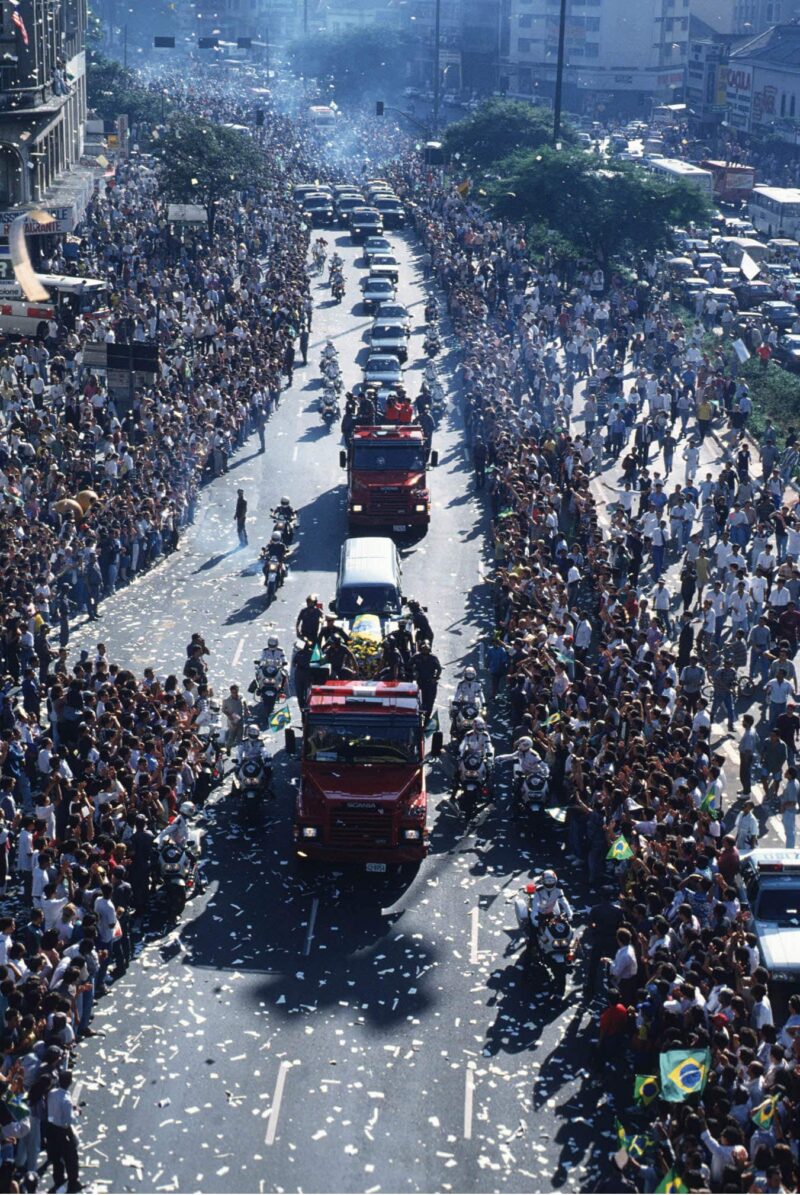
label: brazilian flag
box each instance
[607,834,634,861]
[310,643,322,666]
[700,789,719,820]
[659,1048,711,1102]
[269,703,292,732]
[634,1074,659,1107]
[614,1119,650,1160]
[655,1170,688,1194]
[751,1094,778,1129]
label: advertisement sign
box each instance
[0,207,76,237]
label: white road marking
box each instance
[463,1063,476,1139]
[232,637,245,668]
[303,896,319,956]
[469,906,480,965]
[292,445,299,462]
[265,1060,292,1145]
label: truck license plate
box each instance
[393,524,407,532]
[366,862,387,873]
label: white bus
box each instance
[748,186,800,240]
[647,158,714,197]
[0,269,109,337]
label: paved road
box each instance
[64,211,790,1193]
[73,226,610,1194]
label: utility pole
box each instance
[432,0,441,134]
[123,22,128,68]
[552,0,567,146]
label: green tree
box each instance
[443,100,575,169]
[288,27,410,102]
[488,148,710,268]
[158,116,265,234]
[87,53,162,127]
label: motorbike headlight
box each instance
[352,504,363,513]
[415,503,427,513]
[301,826,319,839]
[403,828,421,840]
[163,863,181,873]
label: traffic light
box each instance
[376,101,385,117]
[153,36,175,47]
[198,36,218,48]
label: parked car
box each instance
[761,300,798,329]
[775,334,800,372]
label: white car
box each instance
[737,850,800,982]
[360,274,396,312]
[363,353,403,388]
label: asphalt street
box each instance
[61,214,790,1194]
[71,226,608,1194]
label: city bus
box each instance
[647,158,714,197]
[748,186,800,240]
[699,160,756,204]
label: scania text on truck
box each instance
[286,680,442,871]
[339,425,437,532]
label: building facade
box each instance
[725,22,800,139]
[505,0,688,116]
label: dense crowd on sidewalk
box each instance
[0,82,326,1192]
[375,148,800,1190]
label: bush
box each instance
[739,358,800,442]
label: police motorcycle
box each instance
[253,637,288,717]
[423,323,441,358]
[231,724,274,822]
[156,802,202,918]
[270,496,297,545]
[320,388,341,427]
[513,870,576,985]
[512,738,551,818]
[452,747,493,818]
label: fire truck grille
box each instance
[328,808,394,847]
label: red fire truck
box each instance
[287,680,441,870]
[339,425,437,532]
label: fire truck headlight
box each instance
[352,504,363,513]
[403,828,421,840]
[301,826,319,839]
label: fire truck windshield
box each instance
[352,445,425,471]
[305,717,420,764]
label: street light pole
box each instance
[552,0,567,146]
[432,0,441,135]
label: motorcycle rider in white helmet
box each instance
[459,715,494,764]
[452,665,485,709]
[260,635,287,671]
[237,722,269,766]
[526,869,572,931]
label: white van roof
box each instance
[340,536,398,587]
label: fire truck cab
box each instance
[340,425,436,532]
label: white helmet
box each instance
[267,635,279,648]
[271,531,281,542]
[465,666,477,681]
[473,716,486,731]
[518,736,533,751]
[280,496,291,507]
[179,801,196,818]
[542,869,558,889]
[246,724,260,740]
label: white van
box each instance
[335,536,403,620]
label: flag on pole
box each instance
[659,1048,711,1102]
[751,1094,778,1129]
[634,1074,660,1106]
[655,1170,688,1194]
[607,834,634,861]
[268,703,292,732]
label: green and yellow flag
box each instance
[634,1074,660,1107]
[659,1048,711,1102]
[425,710,440,736]
[607,834,634,861]
[655,1170,688,1194]
[268,703,292,732]
[699,789,719,819]
[751,1094,778,1129]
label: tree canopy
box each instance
[487,148,710,267]
[158,116,265,232]
[288,27,410,102]
[87,54,162,127]
[443,100,575,169]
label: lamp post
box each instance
[552,0,567,147]
[432,0,441,134]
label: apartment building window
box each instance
[517,37,531,51]
[583,41,599,57]
[791,94,796,117]
[519,13,533,27]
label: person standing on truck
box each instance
[406,599,434,647]
[296,595,324,644]
[410,641,442,720]
[292,640,314,708]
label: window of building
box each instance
[517,36,531,51]
[519,13,533,27]
[583,41,599,57]
[791,94,796,117]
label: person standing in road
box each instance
[473,438,487,490]
[222,684,247,754]
[46,1070,81,1193]
[781,766,799,849]
[738,714,758,797]
[283,340,296,387]
[235,489,248,547]
[299,325,309,366]
[410,641,442,721]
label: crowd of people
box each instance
[381,147,800,1190]
[0,78,331,1191]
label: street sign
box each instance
[82,343,108,368]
